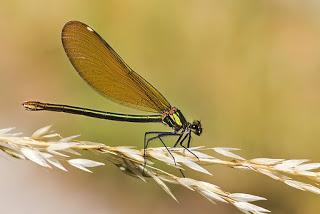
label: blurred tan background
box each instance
[1,0,320,213]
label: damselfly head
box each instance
[190,120,202,136]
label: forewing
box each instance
[61,21,171,113]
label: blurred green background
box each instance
[1,0,320,213]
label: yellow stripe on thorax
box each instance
[169,112,183,127]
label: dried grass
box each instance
[1,126,320,213]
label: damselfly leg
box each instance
[144,130,199,164]
[174,131,199,160]
[144,132,181,164]
[144,131,187,177]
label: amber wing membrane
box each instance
[61,21,171,113]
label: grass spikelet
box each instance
[0,126,319,213]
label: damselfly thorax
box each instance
[162,107,202,136]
